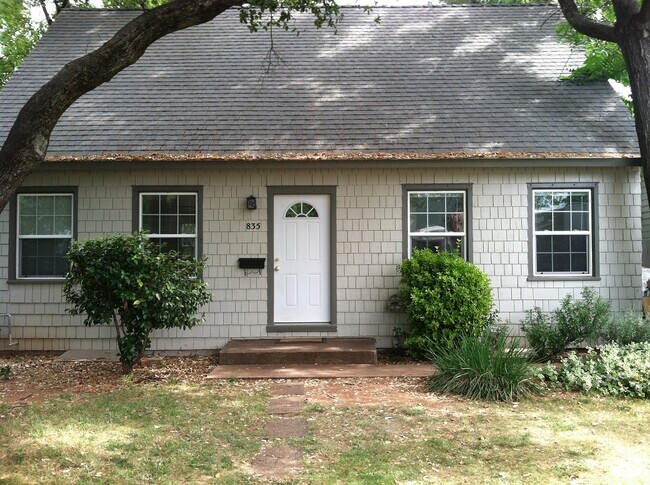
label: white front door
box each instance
[274,194,330,323]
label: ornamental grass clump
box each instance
[398,249,493,356]
[426,329,541,402]
[543,343,650,398]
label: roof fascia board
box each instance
[40,157,642,171]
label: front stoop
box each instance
[218,338,377,365]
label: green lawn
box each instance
[1,379,650,484]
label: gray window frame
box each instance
[402,184,473,261]
[528,182,600,281]
[132,186,203,259]
[8,186,78,283]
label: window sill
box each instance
[267,324,337,333]
[527,275,601,282]
[7,278,67,285]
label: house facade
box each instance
[0,6,641,351]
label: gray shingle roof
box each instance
[0,5,639,158]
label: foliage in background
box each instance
[521,287,611,360]
[601,310,650,345]
[63,232,212,373]
[426,328,541,402]
[398,249,493,355]
[0,0,44,89]
[543,343,650,398]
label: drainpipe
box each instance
[1,314,19,347]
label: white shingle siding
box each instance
[0,165,641,351]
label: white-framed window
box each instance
[407,190,467,258]
[533,188,592,275]
[17,193,74,278]
[138,192,198,257]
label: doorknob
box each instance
[274,266,280,272]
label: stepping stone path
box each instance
[250,381,308,481]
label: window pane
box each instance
[19,215,37,235]
[535,212,552,231]
[179,195,196,214]
[553,253,571,272]
[553,212,571,231]
[427,214,446,231]
[54,196,72,216]
[160,195,177,214]
[552,235,570,253]
[552,192,569,210]
[427,194,445,212]
[537,253,552,273]
[142,195,159,214]
[37,215,54,235]
[446,194,463,212]
[570,235,587,253]
[570,192,589,211]
[448,213,464,232]
[160,215,178,234]
[179,216,196,234]
[572,212,589,231]
[536,235,551,253]
[54,216,72,236]
[19,196,37,215]
[410,214,428,232]
[142,215,159,234]
[411,236,463,254]
[409,194,427,212]
[37,196,55,215]
[151,237,196,258]
[572,253,588,272]
[535,193,553,211]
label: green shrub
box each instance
[542,343,650,398]
[521,287,611,360]
[0,365,10,378]
[426,329,540,402]
[398,249,493,355]
[64,232,212,374]
[601,311,650,345]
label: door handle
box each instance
[274,266,280,272]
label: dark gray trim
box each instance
[131,186,204,259]
[401,184,473,262]
[266,324,338,333]
[527,182,600,280]
[267,186,337,331]
[8,186,78,282]
[41,157,642,172]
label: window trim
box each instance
[132,186,203,259]
[527,183,600,281]
[8,187,78,283]
[402,184,473,261]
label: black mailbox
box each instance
[238,258,266,270]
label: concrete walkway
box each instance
[207,363,435,379]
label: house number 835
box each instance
[246,223,261,230]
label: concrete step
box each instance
[219,338,377,365]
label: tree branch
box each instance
[558,0,617,42]
[0,0,244,212]
[38,0,53,26]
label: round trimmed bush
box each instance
[398,249,493,355]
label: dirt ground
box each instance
[0,353,436,408]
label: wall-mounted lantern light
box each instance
[246,195,257,210]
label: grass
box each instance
[1,380,650,483]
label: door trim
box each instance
[267,186,337,332]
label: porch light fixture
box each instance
[246,195,257,210]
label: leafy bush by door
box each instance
[64,232,212,373]
[398,249,493,355]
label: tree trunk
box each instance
[618,18,650,206]
[0,0,243,213]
